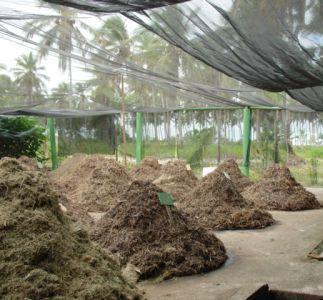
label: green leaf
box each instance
[157,192,175,206]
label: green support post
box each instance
[48,117,58,170]
[242,107,252,177]
[175,139,179,159]
[135,112,143,164]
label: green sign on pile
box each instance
[157,192,174,206]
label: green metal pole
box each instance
[48,117,58,170]
[242,107,252,177]
[175,139,179,159]
[135,112,143,164]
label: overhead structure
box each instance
[42,0,189,13]
[125,0,323,111]
[0,0,321,115]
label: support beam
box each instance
[174,106,282,113]
[135,112,143,164]
[48,117,58,170]
[242,107,252,177]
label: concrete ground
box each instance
[140,188,323,299]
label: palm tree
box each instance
[93,16,131,59]
[51,82,70,106]
[0,64,17,106]
[25,4,91,95]
[12,52,48,104]
[90,16,132,163]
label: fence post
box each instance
[242,107,252,176]
[48,117,58,170]
[135,112,143,164]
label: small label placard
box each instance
[157,192,175,206]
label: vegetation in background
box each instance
[309,158,319,185]
[187,129,213,167]
[12,52,48,105]
[0,117,46,161]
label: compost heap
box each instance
[180,170,275,230]
[17,155,40,171]
[129,157,161,182]
[0,157,141,300]
[51,154,131,212]
[153,160,198,202]
[242,164,321,211]
[217,159,253,193]
[92,181,227,281]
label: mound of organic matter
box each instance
[129,157,161,182]
[242,165,321,211]
[61,199,95,229]
[0,157,141,300]
[51,154,131,212]
[17,155,40,171]
[180,170,274,230]
[217,159,253,192]
[92,181,227,281]
[153,160,198,202]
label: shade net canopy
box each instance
[0,0,318,117]
[42,0,189,13]
[125,0,323,111]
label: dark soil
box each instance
[217,159,253,193]
[0,157,141,300]
[91,181,227,281]
[180,170,275,230]
[51,154,131,212]
[154,160,198,202]
[242,164,321,211]
[129,157,161,182]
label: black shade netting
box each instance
[42,0,188,13]
[125,0,323,110]
[288,86,323,111]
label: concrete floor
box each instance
[140,189,323,300]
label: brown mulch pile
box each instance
[217,159,253,193]
[0,157,141,300]
[91,181,227,281]
[60,198,95,229]
[51,154,131,212]
[129,157,161,182]
[180,170,275,230]
[17,156,40,171]
[242,164,321,211]
[153,160,198,202]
